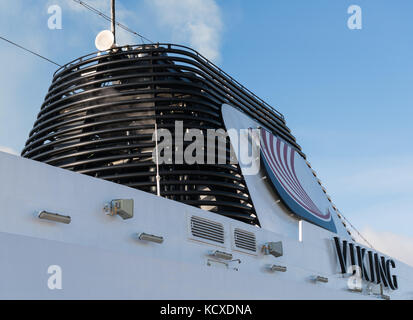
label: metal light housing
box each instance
[269,265,287,272]
[314,275,329,283]
[38,211,71,224]
[138,233,164,244]
[211,250,233,260]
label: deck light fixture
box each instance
[314,276,329,283]
[138,233,164,244]
[210,250,233,260]
[38,211,71,224]
[269,265,287,272]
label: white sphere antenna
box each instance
[95,30,115,51]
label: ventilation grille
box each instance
[234,228,257,252]
[190,216,225,244]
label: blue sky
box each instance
[0,1,412,264]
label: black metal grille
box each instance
[22,44,303,226]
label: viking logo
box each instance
[260,128,336,232]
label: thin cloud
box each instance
[309,156,413,239]
[0,146,18,155]
[332,157,413,197]
[148,0,223,61]
[310,155,413,198]
[358,227,413,267]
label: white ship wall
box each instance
[0,151,412,299]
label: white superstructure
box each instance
[1,122,412,300]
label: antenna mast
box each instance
[111,0,116,44]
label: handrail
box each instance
[53,43,285,120]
